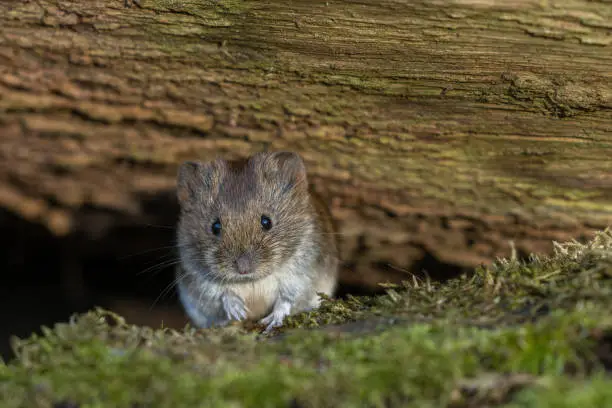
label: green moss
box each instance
[283,229,612,332]
[505,374,612,407]
[1,230,612,407]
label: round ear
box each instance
[256,151,308,194]
[176,159,225,206]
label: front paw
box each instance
[222,292,249,322]
[260,301,292,333]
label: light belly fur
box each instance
[231,274,280,319]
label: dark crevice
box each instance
[411,250,469,282]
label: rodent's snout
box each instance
[234,251,256,275]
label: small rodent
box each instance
[174,151,339,332]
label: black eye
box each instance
[211,219,222,236]
[260,215,272,231]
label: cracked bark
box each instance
[0,0,611,290]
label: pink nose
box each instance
[235,252,255,275]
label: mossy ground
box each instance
[1,230,612,408]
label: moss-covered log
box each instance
[0,0,611,289]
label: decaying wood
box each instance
[0,0,611,289]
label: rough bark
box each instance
[0,0,611,290]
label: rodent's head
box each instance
[176,151,314,283]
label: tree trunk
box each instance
[1,0,611,292]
